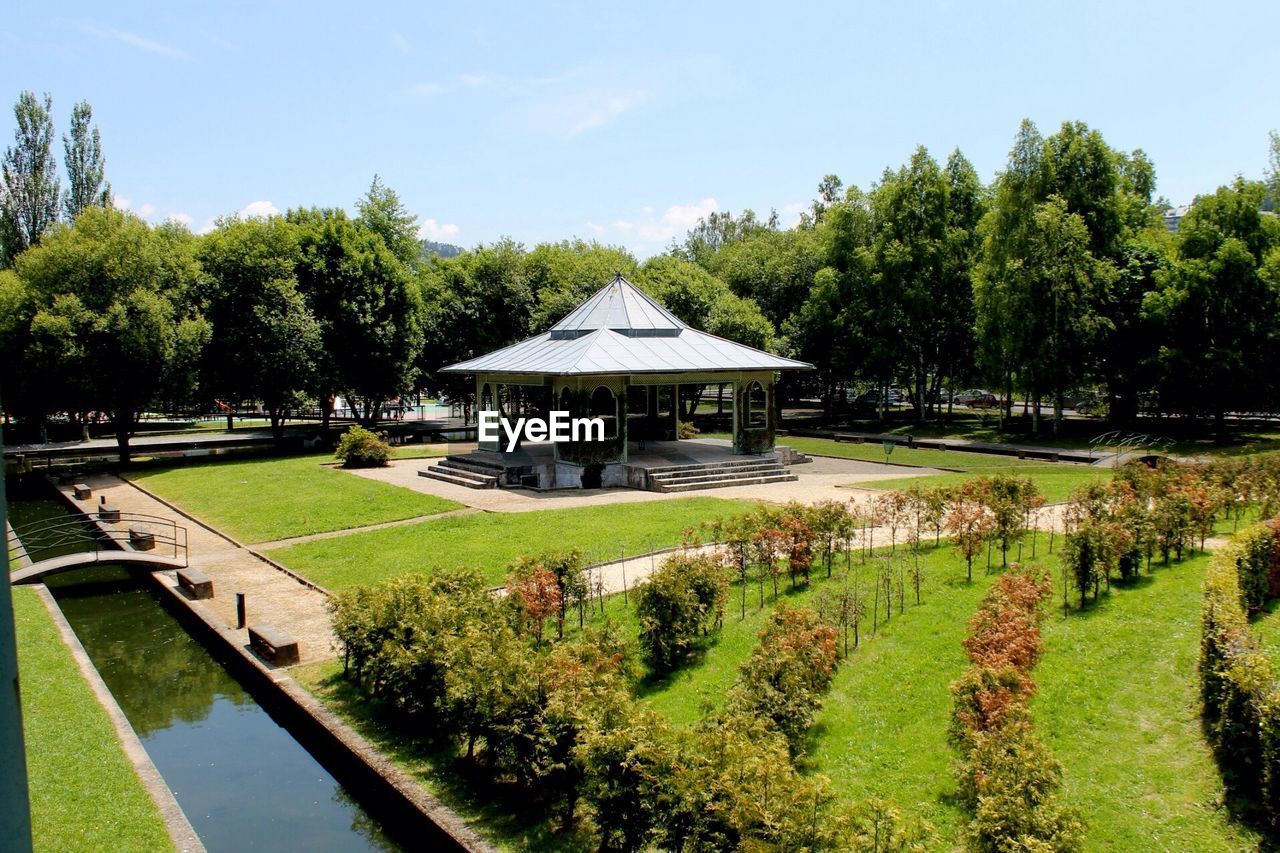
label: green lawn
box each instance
[775,434,1062,469]
[12,587,174,852]
[1031,553,1259,850]
[129,453,462,543]
[267,497,755,588]
[293,522,1252,849]
[855,465,1114,504]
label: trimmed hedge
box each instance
[1200,522,1280,829]
[950,566,1083,851]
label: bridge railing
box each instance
[6,512,188,568]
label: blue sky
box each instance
[2,1,1277,256]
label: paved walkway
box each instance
[347,454,943,513]
[50,474,337,666]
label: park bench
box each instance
[177,568,213,599]
[129,526,156,550]
[249,623,300,665]
[72,483,92,500]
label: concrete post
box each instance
[0,417,34,852]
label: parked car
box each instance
[952,389,991,406]
[968,393,1000,409]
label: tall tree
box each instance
[868,146,951,422]
[975,119,1048,426]
[1144,179,1280,436]
[290,207,425,425]
[9,207,207,460]
[355,174,420,267]
[938,150,986,409]
[62,101,110,220]
[0,92,61,266]
[1023,195,1108,431]
[196,217,320,439]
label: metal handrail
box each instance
[6,512,188,567]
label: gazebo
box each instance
[431,274,812,490]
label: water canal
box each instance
[11,490,406,852]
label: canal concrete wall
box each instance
[43,477,495,853]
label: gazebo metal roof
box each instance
[441,275,813,376]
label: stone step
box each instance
[644,458,782,477]
[418,466,497,489]
[650,464,790,484]
[655,473,798,493]
[437,455,506,476]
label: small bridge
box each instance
[7,512,188,585]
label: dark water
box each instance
[12,490,403,853]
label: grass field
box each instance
[267,497,755,588]
[772,434,1064,469]
[295,523,1252,849]
[12,587,174,852]
[129,453,462,543]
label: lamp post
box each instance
[0,412,34,850]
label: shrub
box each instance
[334,424,391,467]
[327,569,495,720]
[635,551,726,672]
[950,563,1080,849]
[577,710,676,852]
[1235,524,1280,613]
[950,665,1034,744]
[958,722,1085,852]
[1199,522,1280,828]
[727,605,838,751]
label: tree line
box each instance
[3,89,1280,453]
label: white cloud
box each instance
[418,219,460,241]
[137,202,156,217]
[238,200,280,218]
[390,33,409,54]
[637,197,717,243]
[167,212,193,226]
[780,202,806,228]
[71,21,190,60]
[590,198,719,256]
[112,194,130,210]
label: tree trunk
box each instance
[115,412,133,464]
[321,392,333,431]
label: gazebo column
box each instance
[477,375,499,451]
